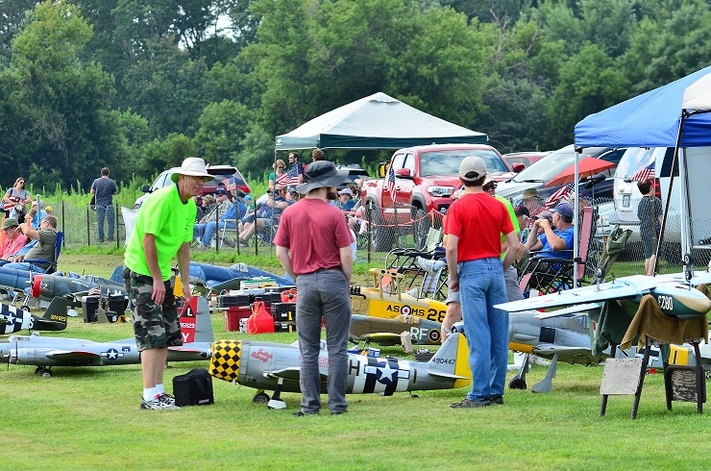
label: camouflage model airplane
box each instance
[0,297,213,377]
[0,297,69,335]
[209,330,471,408]
[498,269,711,392]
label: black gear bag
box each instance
[173,368,214,406]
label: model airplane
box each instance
[498,269,711,392]
[1,297,69,335]
[188,262,294,292]
[498,272,711,320]
[349,268,447,324]
[29,272,128,301]
[209,330,471,408]
[350,313,442,346]
[0,297,213,376]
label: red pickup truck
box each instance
[362,143,515,251]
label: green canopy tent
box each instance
[274,92,488,151]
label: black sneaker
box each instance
[488,396,504,405]
[294,410,319,417]
[331,410,347,415]
[449,398,490,409]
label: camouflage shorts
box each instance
[125,269,182,351]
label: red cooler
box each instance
[225,305,252,332]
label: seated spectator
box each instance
[28,201,47,229]
[197,196,248,249]
[3,215,59,272]
[193,189,231,242]
[239,186,292,245]
[514,205,530,243]
[524,203,575,258]
[0,218,28,260]
[521,187,545,224]
[196,194,215,222]
[268,159,287,191]
[337,188,356,211]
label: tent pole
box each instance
[573,148,581,288]
[653,112,687,275]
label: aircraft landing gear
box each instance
[267,378,286,410]
[508,354,530,390]
[252,391,270,404]
[35,366,52,377]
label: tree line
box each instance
[1,0,710,192]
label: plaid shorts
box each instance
[125,269,182,351]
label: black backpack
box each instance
[173,368,214,406]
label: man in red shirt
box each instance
[446,156,521,408]
[274,160,353,416]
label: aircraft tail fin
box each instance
[42,296,69,326]
[426,332,471,386]
[194,296,214,343]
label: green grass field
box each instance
[2,252,709,470]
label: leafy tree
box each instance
[0,1,121,189]
[545,44,630,147]
[120,37,208,136]
[0,0,38,65]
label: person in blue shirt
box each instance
[239,186,293,245]
[524,202,575,258]
[198,197,248,248]
[337,188,356,211]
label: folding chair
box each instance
[383,227,448,299]
[24,231,63,274]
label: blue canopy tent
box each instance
[573,65,711,277]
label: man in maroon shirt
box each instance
[274,160,353,416]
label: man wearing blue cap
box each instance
[524,202,575,258]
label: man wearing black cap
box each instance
[274,160,353,416]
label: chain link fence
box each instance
[55,197,705,282]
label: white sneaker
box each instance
[416,256,446,273]
[140,394,180,410]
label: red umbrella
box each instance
[545,158,616,187]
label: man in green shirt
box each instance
[124,157,212,411]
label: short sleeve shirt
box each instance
[124,184,196,280]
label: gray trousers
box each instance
[295,269,351,413]
[504,265,524,302]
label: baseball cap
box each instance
[552,202,574,219]
[514,205,529,217]
[215,188,228,196]
[339,188,354,197]
[458,156,488,182]
[535,210,553,222]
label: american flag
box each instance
[386,165,397,201]
[223,176,238,193]
[632,162,655,182]
[545,182,575,208]
[277,164,300,186]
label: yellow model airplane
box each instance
[349,268,447,324]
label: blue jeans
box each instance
[295,269,351,413]
[201,221,237,247]
[459,258,508,402]
[3,261,48,272]
[97,205,115,242]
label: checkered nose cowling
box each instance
[209,340,242,382]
